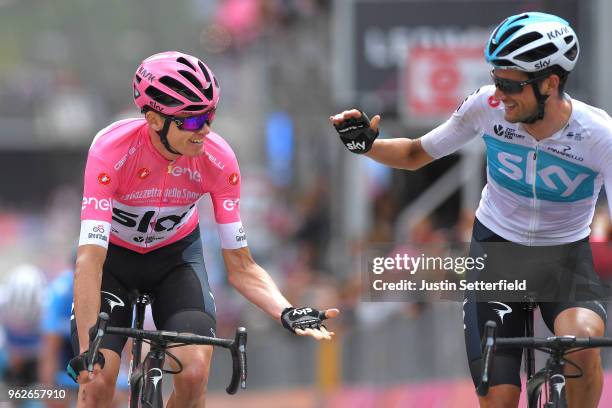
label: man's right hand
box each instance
[329,109,381,154]
[67,350,105,384]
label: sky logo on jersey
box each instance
[484,135,596,202]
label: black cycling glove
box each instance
[67,350,106,383]
[333,111,379,154]
[281,307,327,334]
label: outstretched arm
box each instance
[222,247,339,340]
[329,109,434,170]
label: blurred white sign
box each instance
[400,47,490,127]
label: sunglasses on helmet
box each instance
[166,109,216,131]
[490,71,547,95]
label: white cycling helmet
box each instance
[0,263,46,330]
[485,12,579,73]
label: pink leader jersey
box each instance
[79,118,247,253]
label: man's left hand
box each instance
[281,307,340,340]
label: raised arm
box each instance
[329,109,434,170]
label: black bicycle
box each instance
[478,318,612,407]
[86,294,247,408]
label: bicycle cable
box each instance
[140,339,184,375]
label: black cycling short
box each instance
[464,218,607,388]
[71,226,216,357]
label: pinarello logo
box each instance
[228,173,239,185]
[98,173,111,185]
[488,96,501,108]
[138,168,150,179]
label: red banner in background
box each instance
[401,47,489,126]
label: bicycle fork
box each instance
[142,347,166,408]
[545,355,567,408]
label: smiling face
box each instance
[492,69,542,124]
[165,116,210,157]
[146,111,211,159]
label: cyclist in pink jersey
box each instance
[69,51,339,408]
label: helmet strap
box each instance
[157,118,182,155]
[522,78,549,124]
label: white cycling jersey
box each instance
[421,85,612,245]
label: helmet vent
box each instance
[183,104,207,112]
[507,13,530,25]
[135,75,142,84]
[179,70,204,91]
[490,17,509,42]
[145,86,183,107]
[515,43,558,62]
[176,57,196,72]
[198,61,211,83]
[492,59,514,67]
[495,25,524,50]
[564,35,574,45]
[213,76,219,88]
[564,44,578,61]
[498,32,543,57]
[159,76,202,102]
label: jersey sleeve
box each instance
[209,151,248,249]
[420,87,487,159]
[79,154,117,248]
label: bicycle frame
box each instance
[86,300,247,408]
[128,294,152,407]
[477,320,612,407]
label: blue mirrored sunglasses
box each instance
[168,109,216,131]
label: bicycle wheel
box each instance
[526,370,546,408]
[527,371,569,408]
[129,366,144,408]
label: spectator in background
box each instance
[591,205,612,281]
[0,263,46,407]
[40,263,129,408]
[39,266,78,407]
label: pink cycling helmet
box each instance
[133,51,220,116]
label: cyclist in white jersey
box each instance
[331,12,611,408]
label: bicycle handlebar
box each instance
[87,312,247,394]
[226,327,247,395]
[87,312,109,372]
[478,320,612,396]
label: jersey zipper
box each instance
[146,159,175,248]
[528,145,539,245]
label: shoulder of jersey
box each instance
[456,85,501,115]
[89,118,146,152]
[201,131,237,166]
[570,98,612,138]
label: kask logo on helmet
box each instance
[546,26,570,40]
[138,66,156,83]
